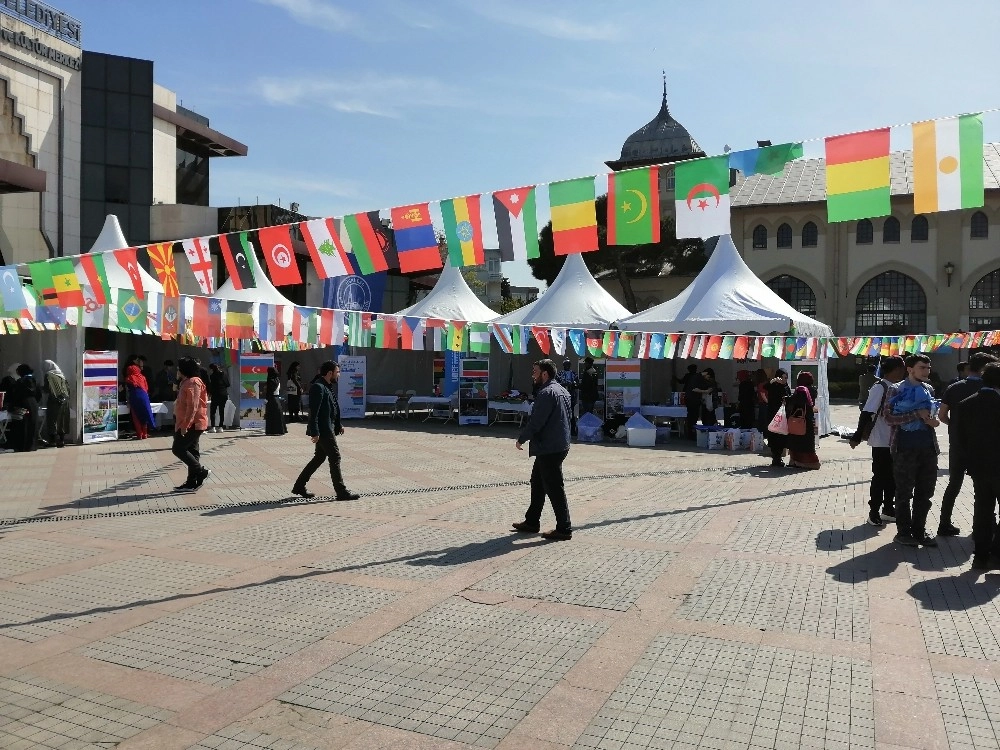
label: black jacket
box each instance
[209,370,230,399]
[954,388,1000,478]
[518,379,571,456]
[306,380,341,438]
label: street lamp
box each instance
[944,262,956,287]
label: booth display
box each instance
[605,359,641,417]
[239,353,273,429]
[338,356,367,419]
[458,359,489,425]
[82,350,119,444]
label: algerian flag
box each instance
[674,155,731,240]
[912,114,984,214]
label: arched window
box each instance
[752,224,767,249]
[971,211,989,239]
[970,268,1000,330]
[776,223,793,248]
[801,221,818,247]
[855,271,926,335]
[911,215,929,242]
[883,216,900,243]
[856,219,874,244]
[766,275,817,316]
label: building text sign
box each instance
[0,0,80,46]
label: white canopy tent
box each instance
[88,214,164,294]
[394,262,499,321]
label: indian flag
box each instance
[606,360,640,388]
[912,114,984,214]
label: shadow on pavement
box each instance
[908,572,1000,612]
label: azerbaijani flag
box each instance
[441,195,485,267]
[548,177,598,255]
[607,167,659,246]
[825,128,890,222]
[390,203,442,274]
[912,114,984,215]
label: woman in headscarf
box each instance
[736,370,756,429]
[285,361,303,423]
[786,371,820,470]
[7,363,41,452]
[124,354,155,439]
[42,360,70,448]
[264,366,286,435]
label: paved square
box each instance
[934,672,1000,750]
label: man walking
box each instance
[512,359,573,541]
[172,357,210,491]
[851,356,906,527]
[937,351,997,536]
[292,360,358,500]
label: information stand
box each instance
[459,358,489,425]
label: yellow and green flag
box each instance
[825,128,890,222]
[548,177,598,255]
[608,167,660,245]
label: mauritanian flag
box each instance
[825,128,890,222]
[441,195,485,267]
[493,186,539,262]
[912,114,984,214]
[674,156,731,239]
[608,167,660,245]
[548,177,598,255]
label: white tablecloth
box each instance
[488,400,532,413]
[409,396,453,409]
[640,405,724,420]
[118,401,175,428]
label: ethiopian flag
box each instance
[674,156,731,239]
[548,177,598,255]
[825,128,890,222]
[441,194,485,267]
[608,167,660,245]
[912,114,984,215]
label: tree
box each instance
[527,195,708,313]
[498,296,527,314]
[500,276,512,299]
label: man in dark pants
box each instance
[954,363,1000,570]
[512,359,573,541]
[938,352,998,536]
[292,360,358,500]
[684,366,707,440]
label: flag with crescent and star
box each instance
[0,265,27,314]
[674,156,731,240]
[145,242,180,297]
[257,225,303,286]
[213,233,257,290]
[608,167,660,246]
[182,237,215,295]
[111,248,145,301]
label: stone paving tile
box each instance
[722,516,874,559]
[675,557,870,642]
[574,633,875,750]
[0,538,102,576]
[472,544,675,611]
[434,489,558,528]
[912,575,1000,661]
[0,673,172,749]
[62,512,226,542]
[934,672,1000,750]
[279,598,607,748]
[81,579,399,687]
[577,501,718,544]
[189,724,323,749]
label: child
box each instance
[889,379,935,431]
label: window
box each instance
[970,269,1000,330]
[883,216,900,243]
[766,275,817,316]
[855,271,926,335]
[752,224,767,249]
[856,219,873,244]
[776,223,792,248]
[971,211,989,239]
[911,215,929,242]
[801,221,818,247]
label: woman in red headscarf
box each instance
[786,371,820,469]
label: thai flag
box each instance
[83,351,118,387]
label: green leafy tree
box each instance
[498,296,527,314]
[527,195,707,313]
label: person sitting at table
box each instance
[264,366,287,435]
[125,354,155,440]
[42,359,70,448]
[7,363,41,452]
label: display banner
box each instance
[82,350,119,443]
[444,350,464,396]
[459,358,489,425]
[239,352,272,430]
[604,359,641,417]
[337,355,367,419]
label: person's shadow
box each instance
[908,572,1000,612]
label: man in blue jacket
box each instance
[291,360,358,500]
[512,359,573,540]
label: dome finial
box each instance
[661,70,668,114]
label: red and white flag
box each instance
[112,248,145,300]
[182,237,215,295]
[301,218,353,279]
[257,225,303,286]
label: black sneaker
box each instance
[194,468,210,489]
[291,486,315,499]
[881,506,896,521]
[937,523,961,536]
[867,510,884,527]
[511,521,540,534]
[915,532,938,547]
[174,482,196,492]
[335,491,359,501]
[894,533,919,546]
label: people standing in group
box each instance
[512,358,573,541]
[948,361,968,388]
[5,364,41,452]
[736,371,756,429]
[207,363,230,433]
[882,354,941,547]
[153,360,178,402]
[285,362,303,423]
[41,359,70,448]
[579,357,599,418]
[264,366,287,435]
[556,358,580,436]
[765,369,791,467]
[124,355,155,440]
[171,357,210,492]
[786,371,820,470]
[851,355,906,528]
[753,369,770,432]
[954,362,1000,570]
[292,360,358,500]
[858,364,876,410]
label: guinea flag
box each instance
[608,167,660,245]
[548,177,598,255]
[674,156,731,240]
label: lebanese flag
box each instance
[257,225,303,286]
[112,247,145,300]
[301,218,353,279]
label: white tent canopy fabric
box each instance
[87,214,164,293]
[495,253,630,328]
[615,235,833,337]
[394,262,499,321]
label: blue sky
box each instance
[56,0,1000,287]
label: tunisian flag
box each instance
[257,225,303,286]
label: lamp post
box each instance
[944,262,956,287]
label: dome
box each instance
[618,80,701,163]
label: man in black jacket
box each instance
[512,359,573,540]
[291,360,358,501]
[954,362,1000,570]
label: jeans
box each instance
[939,447,966,527]
[523,450,571,533]
[171,429,204,481]
[893,445,938,536]
[971,475,1000,558]
[210,397,226,429]
[295,435,347,494]
[870,447,895,512]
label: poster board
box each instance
[605,359,641,417]
[459,358,489,425]
[239,353,273,430]
[338,355,367,419]
[82,350,119,443]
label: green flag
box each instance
[608,167,660,245]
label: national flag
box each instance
[705,335,723,360]
[606,360,640,388]
[320,309,345,347]
[532,326,550,355]
[27,261,59,306]
[240,354,271,383]
[946,332,969,349]
[448,321,468,352]
[602,330,617,357]
[427,318,447,351]
[30,287,65,328]
[342,211,393,274]
[493,186,539,263]
[214,232,257,290]
[549,328,567,357]
[301,218,353,279]
[662,334,680,359]
[913,114,984,214]
[511,324,530,355]
[567,329,585,357]
[747,337,762,360]
[462,359,489,379]
[849,337,865,356]
[692,335,708,359]
[825,340,840,358]
[835,338,852,356]
[649,333,666,359]
[784,337,798,359]
[145,242,179,297]
[158,294,183,337]
[346,310,369,347]
[401,316,425,350]
[548,177,598,255]
[116,288,147,332]
[256,302,286,341]
[225,300,256,340]
[607,166,660,246]
[761,337,777,358]
[719,335,736,360]
[491,323,513,353]
[112,248,145,300]
[616,331,636,358]
[733,336,749,360]
[193,297,224,338]
[46,257,86,307]
[585,331,603,357]
[0,265,26,314]
[867,337,881,357]
[441,195,485,267]
[674,155,731,239]
[728,142,804,177]
[374,315,398,349]
[391,203,442,274]
[294,307,320,345]
[257,224,302,286]
[470,322,490,354]
[182,237,215,294]
[825,128,891,222]
[636,333,649,359]
[83,352,118,387]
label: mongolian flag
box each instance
[112,247,145,300]
[391,203,442,274]
[214,232,257,290]
[532,326,551,355]
[145,242,179,297]
[257,224,302,286]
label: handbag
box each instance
[767,404,789,435]
[787,406,807,436]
